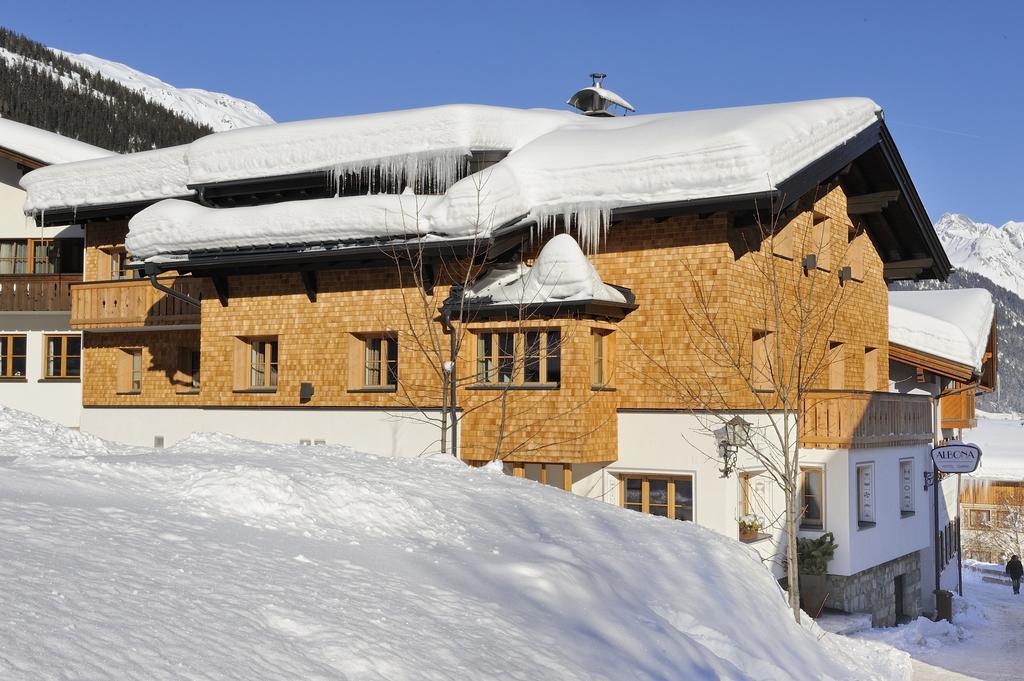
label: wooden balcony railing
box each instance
[71,277,203,330]
[800,390,933,449]
[0,274,80,312]
[940,389,977,430]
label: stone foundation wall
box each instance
[825,551,922,627]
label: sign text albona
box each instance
[930,442,983,475]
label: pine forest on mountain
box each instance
[0,27,212,152]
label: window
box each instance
[108,247,139,280]
[0,239,82,274]
[969,509,991,528]
[899,459,915,516]
[592,329,613,387]
[621,475,694,521]
[847,232,865,281]
[0,240,28,274]
[117,348,143,393]
[856,462,876,526]
[44,335,81,379]
[752,330,774,391]
[811,213,831,270]
[800,468,824,529]
[363,335,398,388]
[0,335,27,378]
[864,347,879,391]
[176,348,201,392]
[771,223,794,260]
[475,329,561,387]
[828,341,845,390]
[249,339,278,389]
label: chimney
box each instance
[567,73,635,117]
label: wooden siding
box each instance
[79,184,918,461]
[940,387,977,430]
[0,274,79,312]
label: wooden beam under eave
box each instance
[300,270,317,302]
[562,464,572,492]
[212,275,230,307]
[883,257,934,280]
[847,190,901,215]
[512,462,525,478]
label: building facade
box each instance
[22,98,983,626]
[0,119,109,426]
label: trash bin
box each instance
[935,589,953,623]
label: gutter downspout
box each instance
[439,309,458,458]
[143,263,201,308]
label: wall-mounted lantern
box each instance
[719,415,752,478]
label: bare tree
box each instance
[619,196,860,623]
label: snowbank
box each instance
[888,289,994,371]
[0,116,112,165]
[465,233,627,305]
[22,98,882,259]
[0,406,907,680]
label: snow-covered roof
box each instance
[464,234,628,306]
[126,194,455,257]
[888,289,995,371]
[967,411,1024,481]
[0,117,112,166]
[24,98,884,259]
[22,145,191,214]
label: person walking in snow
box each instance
[1006,555,1023,595]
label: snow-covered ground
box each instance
[847,565,1023,681]
[0,406,907,680]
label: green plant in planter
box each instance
[738,515,763,533]
[796,532,838,575]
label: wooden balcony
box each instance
[71,277,203,330]
[800,390,933,449]
[0,274,80,312]
[940,387,977,430]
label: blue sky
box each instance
[4,1,1022,224]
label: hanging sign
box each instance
[930,442,982,474]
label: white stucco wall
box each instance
[0,312,81,427]
[0,158,82,239]
[81,406,447,457]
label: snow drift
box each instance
[0,406,907,680]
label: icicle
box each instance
[531,204,613,254]
[329,148,470,197]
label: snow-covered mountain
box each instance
[935,213,1024,299]
[52,49,273,132]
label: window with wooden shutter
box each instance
[117,348,142,394]
[828,341,845,390]
[863,346,879,391]
[347,333,398,391]
[752,330,773,392]
[233,337,278,392]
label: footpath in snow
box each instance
[0,406,906,680]
[847,567,1023,681]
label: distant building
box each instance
[0,118,110,426]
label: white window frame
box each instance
[899,458,915,516]
[856,462,876,526]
